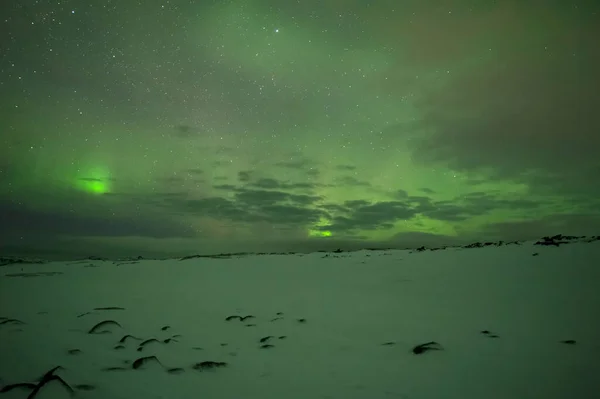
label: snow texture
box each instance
[1,234,599,398]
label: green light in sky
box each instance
[308,216,333,238]
[74,165,111,195]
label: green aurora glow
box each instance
[1,0,599,258]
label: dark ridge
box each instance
[412,341,443,355]
[136,335,179,348]
[132,356,163,370]
[260,344,275,349]
[0,318,25,326]
[0,383,37,393]
[381,342,396,346]
[179,255,202,261]
[560,340,576,344]
[7,366,74,399]
[534,234,574,247]
[245,324,256,327]
[88,320,122,334]
[240,315,255,321]
[0,257,46,267]
[270,317,283,322]
[191,361,227,371]
[167,368,185,375]
[220,343,228,347]
[278,335,287,340]
[5,271,63,278]
[76,312,93,318]
[480,330,499,337]
[225,315,242,321]
[259,336,274,343]
[137,338,162,351]
[84,256,109,261]
[192,347,203,350]
[115,261,140,266]
[180,253,233,260]
[276,312,284,316]
[297,318,307,323]
[67,349,82,355]
[36,366,64,382]
[161,325,171,331]
[119,334,143,343]
[532,253,539,256]
[94,307,125,311]
[114,345,126,350]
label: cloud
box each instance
[479,213,600,240]
[173,124,199,138]
[335,164,357,171]
[317,200,418,233]
[275,159,310,169]
[407,16,599,197]
[237,171,252,182]
[334,176,371,188]
[186,168,204,175]
[0,198,195,240]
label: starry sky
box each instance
[1,0,599,259]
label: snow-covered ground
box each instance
[1,235,599,399]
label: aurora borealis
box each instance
[1,0,599,259]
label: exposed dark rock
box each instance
[0,366,74,399]
[88,320,122,334]
[412,341,443,355]
[132,356,163,370]
[0,382,37,393]
[191,361,227,371]
[119,334,143,344]
[5,271,62,278]
[560,339,576,344]
[0,318,25,326]
[137,338,162,351]
[167,368,185,375]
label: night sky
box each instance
[1,0,599,259]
